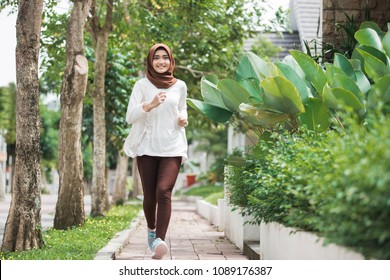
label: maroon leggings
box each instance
[137,155,182,240]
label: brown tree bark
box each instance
[111,152,129,205]
[1,0,44,252]
[54,0,92,229]
[89,0,114,216]
[130,159,143,199]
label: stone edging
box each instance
[94,210,143,260]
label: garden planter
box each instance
[259,222,365,260]
[223,203,260,252]
[196,198,225,229]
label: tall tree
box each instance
[88,0,114,216]
[53,0,92,229]
[1,0,44,251]
[111,151,128,205]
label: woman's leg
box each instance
[137,156,159,231]
[155,156,182,240]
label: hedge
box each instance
[225,113,390,259]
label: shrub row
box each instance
[225,113,390,259]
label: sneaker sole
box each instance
[152,242,168,260]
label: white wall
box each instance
[260,222,364,260]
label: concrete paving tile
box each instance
[224,254,250,260]
[114,199,249,261]
[198,254,227,260]
[171,256,199,260]
[170,246,194,252]
[191,239,214,245]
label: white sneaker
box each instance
[151,238,168,260]
[147,229,156,251]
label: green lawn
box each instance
[178,184,225,205]
[1,203,141,260]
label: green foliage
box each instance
[180,184,222,197]
[0,83,16,144]
[37,0,286,171]
[323,11,373,61]
[192,127,227,183]
[40,100,60,182]
[313,114,390,259]
[189,51,313,136]
[225,111,390,259]
[204,190,224,206]
[222,21,390,259]
[0,203,141,260]
[250,36,283,61]
[82,141,93,183]
[40,11,68,95]
[179,184,224,206]
[189,21,390,141]
[208,157,226,183]
[119,0,288,133]
[104,50,139,166]
[225,149,261,212]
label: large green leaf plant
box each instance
[353,22,390,114]
[188,21,390,139]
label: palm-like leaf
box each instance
[239,103,289,126]
[217,78,251,113]
[298,98,331,132]
[187,98,232,123]
[260,76,305,117]
[290,50,327,96]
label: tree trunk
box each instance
[112,152,129,205]
[89,0,113,217]
[130,159,143,199]
[90,33,109,216]
[1,0,44,252]
[54,0,91,230]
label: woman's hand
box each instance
[178,116,188,127]
[142,92,166,112]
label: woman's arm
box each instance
[126,82,147,124]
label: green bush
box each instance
[226,113,390,259]
[313,114,390,259]
[225,150,261,212]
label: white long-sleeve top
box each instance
[124,77,188,161]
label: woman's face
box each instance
[152,49,171,74]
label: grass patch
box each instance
[204,191,225,205]
[178,184,224,205]
[1,203,141,260]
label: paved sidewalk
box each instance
[114,199,248,260]
[1,194,248,260]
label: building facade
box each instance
[323,0,390,47]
